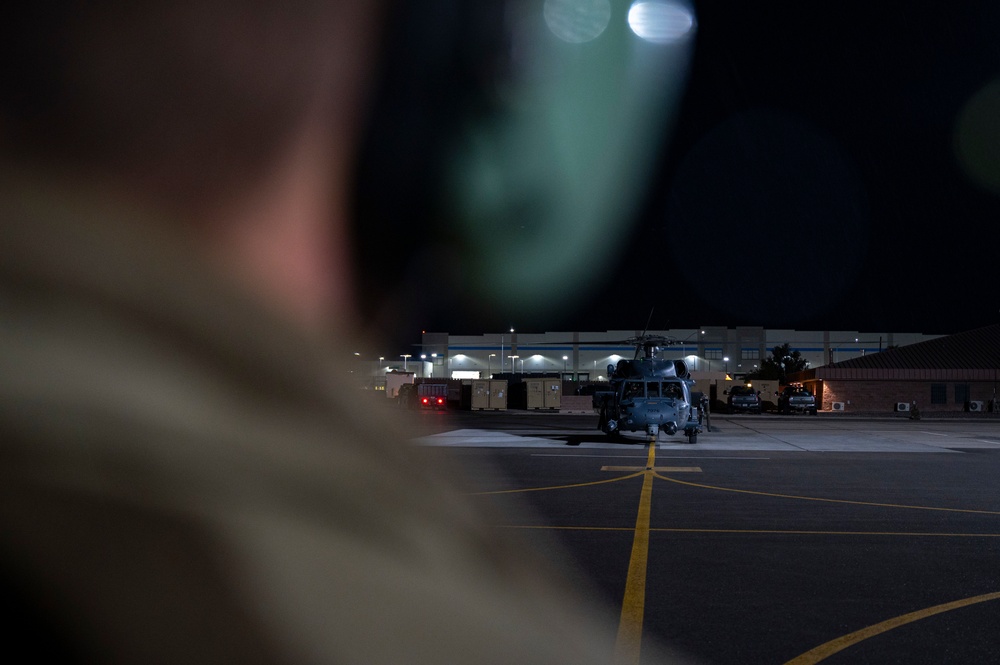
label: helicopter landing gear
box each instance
[645,424,659,440]
[686,430,698,444]
[603,415,621,440]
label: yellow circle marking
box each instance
[470,470,642,495]
[784,591,1000,664]
[653,473,1000,515]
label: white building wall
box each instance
[428,328,945,381]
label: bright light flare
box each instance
[628,0,695,44]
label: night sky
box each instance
[608,1,1000,336]
[355,2,1000,348]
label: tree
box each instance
[747,343,809,384]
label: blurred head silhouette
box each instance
[2,1,382,328]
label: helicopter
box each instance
[592,334,706,444]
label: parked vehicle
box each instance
[417,383,448,410]
[777,386,818,415]
[725,385,761,414]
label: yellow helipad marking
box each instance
[497,526,1000,538]
[471,471,642,495]
[653,473,1000,515]
[479,442,1000,663]
[648,528,1000,537]
[613,444,656,665]
[602,466,702,472]
[784,591,1000,664]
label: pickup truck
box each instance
[777,386,817,415]
[725,385,761,414]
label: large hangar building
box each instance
[410,327,941,383]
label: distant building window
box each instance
[930,384,947,404]
[955,384,970,404]
[742,349,760,360]
[705,349,722,359]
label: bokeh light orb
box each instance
[955,78,1000,196]
[543,0,612,44]
[665,108,868,325]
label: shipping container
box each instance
[525,377,561,410]
[471,379,507,410]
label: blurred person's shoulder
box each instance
[0,173,645,664]
[0,168,425,500]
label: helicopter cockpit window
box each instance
[623,381,644,399]
[663,382,682,399]
[646,382,660,398]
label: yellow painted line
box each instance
[653,473,1000,515]
[495,525,1000,537]
[602,466,702,472]
[647,528,1000,537]
[784,591,1000,664]
[496,525,635,532]
[470,471,642,495]
[613,444,656,665]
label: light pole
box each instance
[378,356,384,375]
[488,353,496,378]
[510,355,519,375]
[724,356,729,374]
[563,355,569,373]
[499,327,514,378]
[400,354,411,371]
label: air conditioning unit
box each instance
[831,402,845,411]
[969,400,985,412]
[895,402,910,412]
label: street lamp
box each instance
[400,354,411,371]
[500,328,513,378]
[563,355,569,372]
[724,356,730,373]
[488,353,496,377]
[509,354,519,374]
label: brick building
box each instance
[787,324,1000,413]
